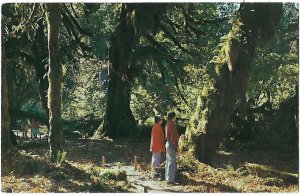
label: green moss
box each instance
[210,19,242,75]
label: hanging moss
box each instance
[211,19,242,77]
[182,84,218,154]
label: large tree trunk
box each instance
[33,19,50,123]
[98,4,168,138]
[100,5,137,138]
[1,31,14,155]
[184,3,283,164]
[46,3,63,159]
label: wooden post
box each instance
[102,156,106,166]
[134,156,138,171]
[144,186,148,193]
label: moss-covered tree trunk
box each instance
[184,3,283,164]
[101,5,137,138]
[1,29,14,155]
[46,3,63,159]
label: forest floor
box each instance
[1,135,299,193]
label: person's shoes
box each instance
[167,181,174,185]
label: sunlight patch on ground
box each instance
[1,175,52,193]
[217,150,233,155]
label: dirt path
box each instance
[107,164,182,193]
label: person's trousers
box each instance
[31,128,39,137]
[165,141,176,183]
[151,152,162,168]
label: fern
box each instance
[218,164,248,176]
[46,150,67,166]
[55,150,67,166]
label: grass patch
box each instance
[245,163,298,184]
[17,141,48,150]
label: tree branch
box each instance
[180,5,228,26]
[62,4,93,36]
[173,75,192,108]
[160,24,189,53]
[145,34,181,65]
[6,51,36,64]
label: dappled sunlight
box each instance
[1,2,298,193]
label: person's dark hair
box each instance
[167,112,176,120]
[154,116,161,123]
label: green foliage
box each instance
[130,4,168,36]
[62,59,108,120]
[47,150,67,166]
[56,150,67,166]
[218,164,248,176]
[98,169,127,181]
[248,52,298,108]
[247,3,298,108]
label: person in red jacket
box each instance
[150,116,165,178]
